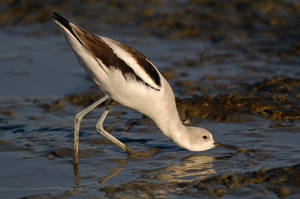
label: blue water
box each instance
[0,26,300,198]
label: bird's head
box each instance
[176,126,215,151]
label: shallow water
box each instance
[1,97,300,198]
[1,5,300,198]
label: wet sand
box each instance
[0,1,300,198]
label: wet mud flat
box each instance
[35,76,300,199]
[99,163,300,198]
[0,0,300,198]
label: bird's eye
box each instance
[203,135,208,139]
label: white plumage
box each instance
[52,13,215,159]
[101,37,160,90]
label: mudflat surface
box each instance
[0,1,300,198]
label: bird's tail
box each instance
[52,12,83,45]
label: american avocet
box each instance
[52,13,215,158]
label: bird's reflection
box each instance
[72,143,253,186]
[98,159,127,183]
[73,152,215,186]
[138,154,216,182]
[72,147,159,185]
[73,151,216,186]
[73,160,79,186]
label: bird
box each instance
[52,13,215,159]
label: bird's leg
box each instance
[73,95,110,165]
[96,100,134,154]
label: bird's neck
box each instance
[152,108,185,142]
[147,78,188,146]
[157,117,191,149]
